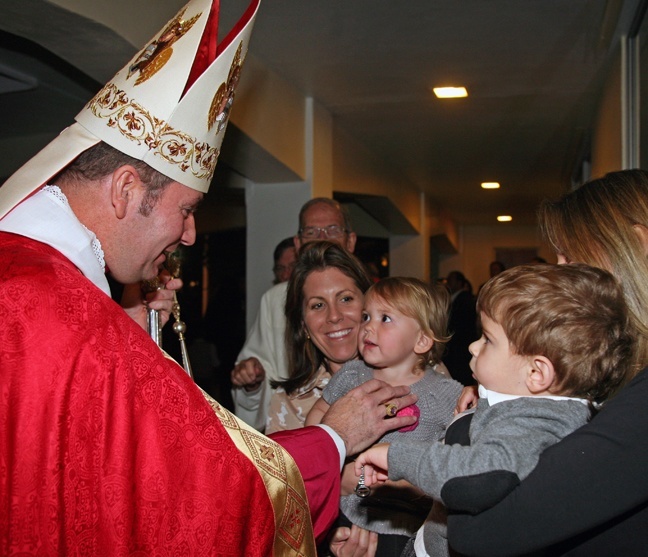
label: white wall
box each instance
[244,181,310,329]
[439,224,555,291]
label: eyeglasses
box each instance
[299,225,347,239]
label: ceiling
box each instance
[0,0,643,227]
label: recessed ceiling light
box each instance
[497,215,513,222]
[433,86,468,99]
[481,182,500,189]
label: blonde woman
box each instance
[446,169,648,557]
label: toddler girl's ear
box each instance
[414,332,434,355]
[526,355,556,394]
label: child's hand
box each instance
[355,443,390,486]
[454,385,479,414]
[341,462,361,496]
[329,525,378,557]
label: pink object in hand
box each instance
[397,404,420,432]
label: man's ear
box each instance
[633,224,648,257]
[346,231,357,254]
[111,165,142,219]
[293,234,302,251]
[526,355,556,394]
[414,332,434,355]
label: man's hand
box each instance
[321,379,418,456]
[231,357,265,391]
[122,271,182,331]
[329,525,378,557]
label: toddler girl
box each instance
[306,276,462,556]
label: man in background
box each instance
[273,236,297,284]
[442,270,479,386]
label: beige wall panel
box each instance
[591,57,623,178]
[439,224,554,292]
[232,56,306,180]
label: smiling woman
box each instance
[266,241,372,434]
[302,267,364,371]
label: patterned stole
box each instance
[202,391,316,556]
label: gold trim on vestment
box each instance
[202,391,316,556]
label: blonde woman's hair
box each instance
[365,276,451,370]
[538,169,648,374]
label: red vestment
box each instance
[0,232,340,555]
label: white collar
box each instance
[478,384,589,406]
[0,186,111,296]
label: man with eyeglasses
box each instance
[231,197,356,430]
[295,198,357,252]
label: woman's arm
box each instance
[447,368,648,556]
[305,397,330,426]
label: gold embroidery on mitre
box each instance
[208,83,228,132]
[87,83,220,181]
[207,41,245,132]
[127,10,201,84]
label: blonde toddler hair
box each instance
[365,276,451,370]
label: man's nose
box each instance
[181,213,197,246]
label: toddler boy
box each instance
[356,263,634,557]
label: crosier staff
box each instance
[144,251,194,379]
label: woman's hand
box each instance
[329,525,378,557]
[231,357,266,391]
[455,385,479,414]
